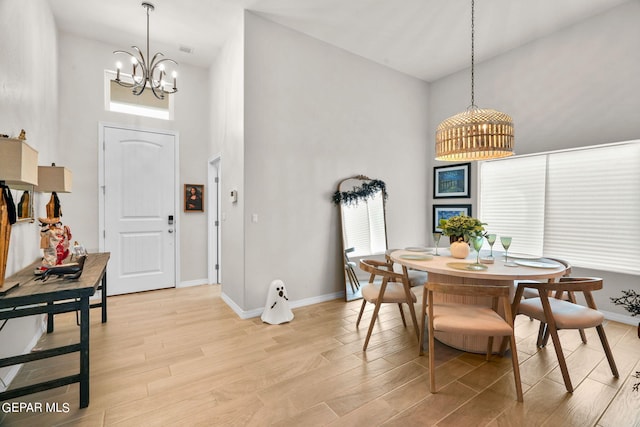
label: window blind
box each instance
[479,156,546,256]
[479,141,640,275]
[544,143,640,274]
[342,191,386,257]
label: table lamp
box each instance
[35,163,73,219]
[0,135,39,289]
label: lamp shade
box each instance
[0,137,39,185]
[35,164,73,193]
[435,108,514,161]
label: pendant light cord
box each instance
[470,0,476,109]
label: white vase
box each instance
[450,240,470,259]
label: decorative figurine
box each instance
[261,279,294,325]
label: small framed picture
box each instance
[184,184,204,212]
[433,204,472,233]
[434,162,470,198]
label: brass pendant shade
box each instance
[435,108,514,161]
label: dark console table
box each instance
[0,252,109,408]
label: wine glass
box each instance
[500,236,516,266]
[433,232,442,256]
[486,234,496,258]
[468,235,486,269]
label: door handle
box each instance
[168,229,174,233]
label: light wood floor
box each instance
[1,284,639,426]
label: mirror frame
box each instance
[335,175,388,301]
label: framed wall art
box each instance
[433,204,472,233]
[434,162,470,198]
[184,184,204,212]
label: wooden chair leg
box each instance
[407,300,420,342]
[486,337,494,361]
[595,324,619,378]
[499,336,509,356]
[356,300,367,327]
[419,286,427,356]
[363,299,384,351]
[509,332,524,402]
[402,277,420,342]
[567,292,587,343]
[398,303,407,327]
[428,309,436,393]
[346,267,358,293]
[546,321,573,392]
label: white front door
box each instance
[102,125,176,295]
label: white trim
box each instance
[601,310,639,327]
[220,290,345,320]
[207,155,222,285]
[483,139,640,163]
[178,279,209,288]
[103,70,175,120]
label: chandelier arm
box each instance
[131,46,148,70]
[132,82,147,96]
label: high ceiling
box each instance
[48,0,630,82]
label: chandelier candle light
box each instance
[113,2,178,99]
[435,0,514,161]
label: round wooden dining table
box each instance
[390,248,568,353]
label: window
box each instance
[104,70,174,120]
[479,141,640,275]
[342,191,387,257]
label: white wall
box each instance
[428,1,640,319]
[56,33,210,284]
[240,13,430,312]
[0,0,58,390]
[209,18,246,307]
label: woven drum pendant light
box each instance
[435,0,514,161]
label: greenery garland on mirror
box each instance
[332,179,387,206]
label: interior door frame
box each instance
[97,122,180,288]
[207,155,221,284]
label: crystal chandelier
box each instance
[113,2,178,100]
[435,0,514,161]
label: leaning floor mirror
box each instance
[334,175,388,301]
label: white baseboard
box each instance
[220,290,345,320]
[601,310,639,326]
[178,278,209,288]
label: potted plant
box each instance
[610,289,640,339]
[439,214,486,243]
[438,215,486,259]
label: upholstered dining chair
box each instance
[511,277,619,393]
[357,259,419,351]
[516,257,587,346]
[421,281,523,402]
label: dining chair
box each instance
[357,259,419,351]
[511,277,619,393]
[516,257,586,346]
[344,247,360,293]
[421,281,523,402]
[385,249,428,287]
